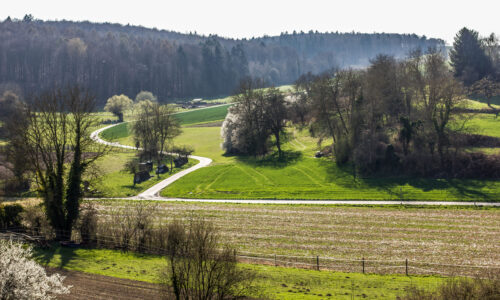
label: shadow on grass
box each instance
[468,94,500,106]
[232,150,303,169]
[33,243,79,269]
[323,161,492,201]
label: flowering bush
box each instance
[0,240,70,299]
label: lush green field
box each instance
[99,122,130,141]
[174,104,231,125]
[467,113,500,138]
[203,85,294,104]
[33,245,444,300]
[99,104,232,143]
[463,98,500,110]
[90,150,195,197]
[158,126,500,201]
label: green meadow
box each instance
[96,98,500,201]
[34,245,444,300]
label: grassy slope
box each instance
[174,104,231,125]
[467,113,500,137]
[161,126,500,201]
[33,245,443,300]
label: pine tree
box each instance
[450,27,493,85]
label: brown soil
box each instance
[47,268,164,300]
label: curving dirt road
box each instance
[90,123,500,206]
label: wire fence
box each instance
[2,228,499,278]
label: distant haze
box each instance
[2,0,498,44]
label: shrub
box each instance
[76,202,98,245]
[0,240,71,299]
[161,219,255,300]
[401,272,500,300]
[20,204,54,240]
[0,203,23,229]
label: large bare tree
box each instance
[133,102,181,173]
[7,87,106,239]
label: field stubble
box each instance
[91,201,500,276]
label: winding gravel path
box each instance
[90,123,212,198]
[90,123,500,206]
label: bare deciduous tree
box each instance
[163,220,255,300]
[5,87,107,240]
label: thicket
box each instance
[222,80,287,158]
[294,50,500,178]
[0,87,108,240]
[0,203,23,229]
[451,28,499,86]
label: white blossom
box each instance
[0,240,71,300]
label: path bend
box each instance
[90,123,212,197]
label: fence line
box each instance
[1,229,498,278]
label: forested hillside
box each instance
[0,17,444,106]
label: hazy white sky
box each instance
[2,0,498,44]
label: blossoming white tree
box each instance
[0,240,71,299]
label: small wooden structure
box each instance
[134,170,151,184]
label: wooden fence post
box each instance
[362,257,365,274]
[316,256,319,271]
[274,254,277,267]
[406,259,408,276]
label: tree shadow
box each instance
[32,243,79,269]
[233,150,303,169]
[323,161,492,201]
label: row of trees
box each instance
[0,18,443,106]
[104,90,158,122]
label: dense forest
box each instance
[0,16,444,106]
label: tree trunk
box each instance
[275,131,282,159]
[65,127,83,240]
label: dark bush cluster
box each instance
[0,203,23,229]
[401,271,500,300]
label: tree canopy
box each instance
[0,19,444,107]
[104,94,133,122]
[450,27,494,85]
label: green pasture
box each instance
[202,85,294,104]
[33,245,443,300]
[174,104,231,125]
[157,125,499,201]
[96,99,500,201]
[467,113,500,137]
